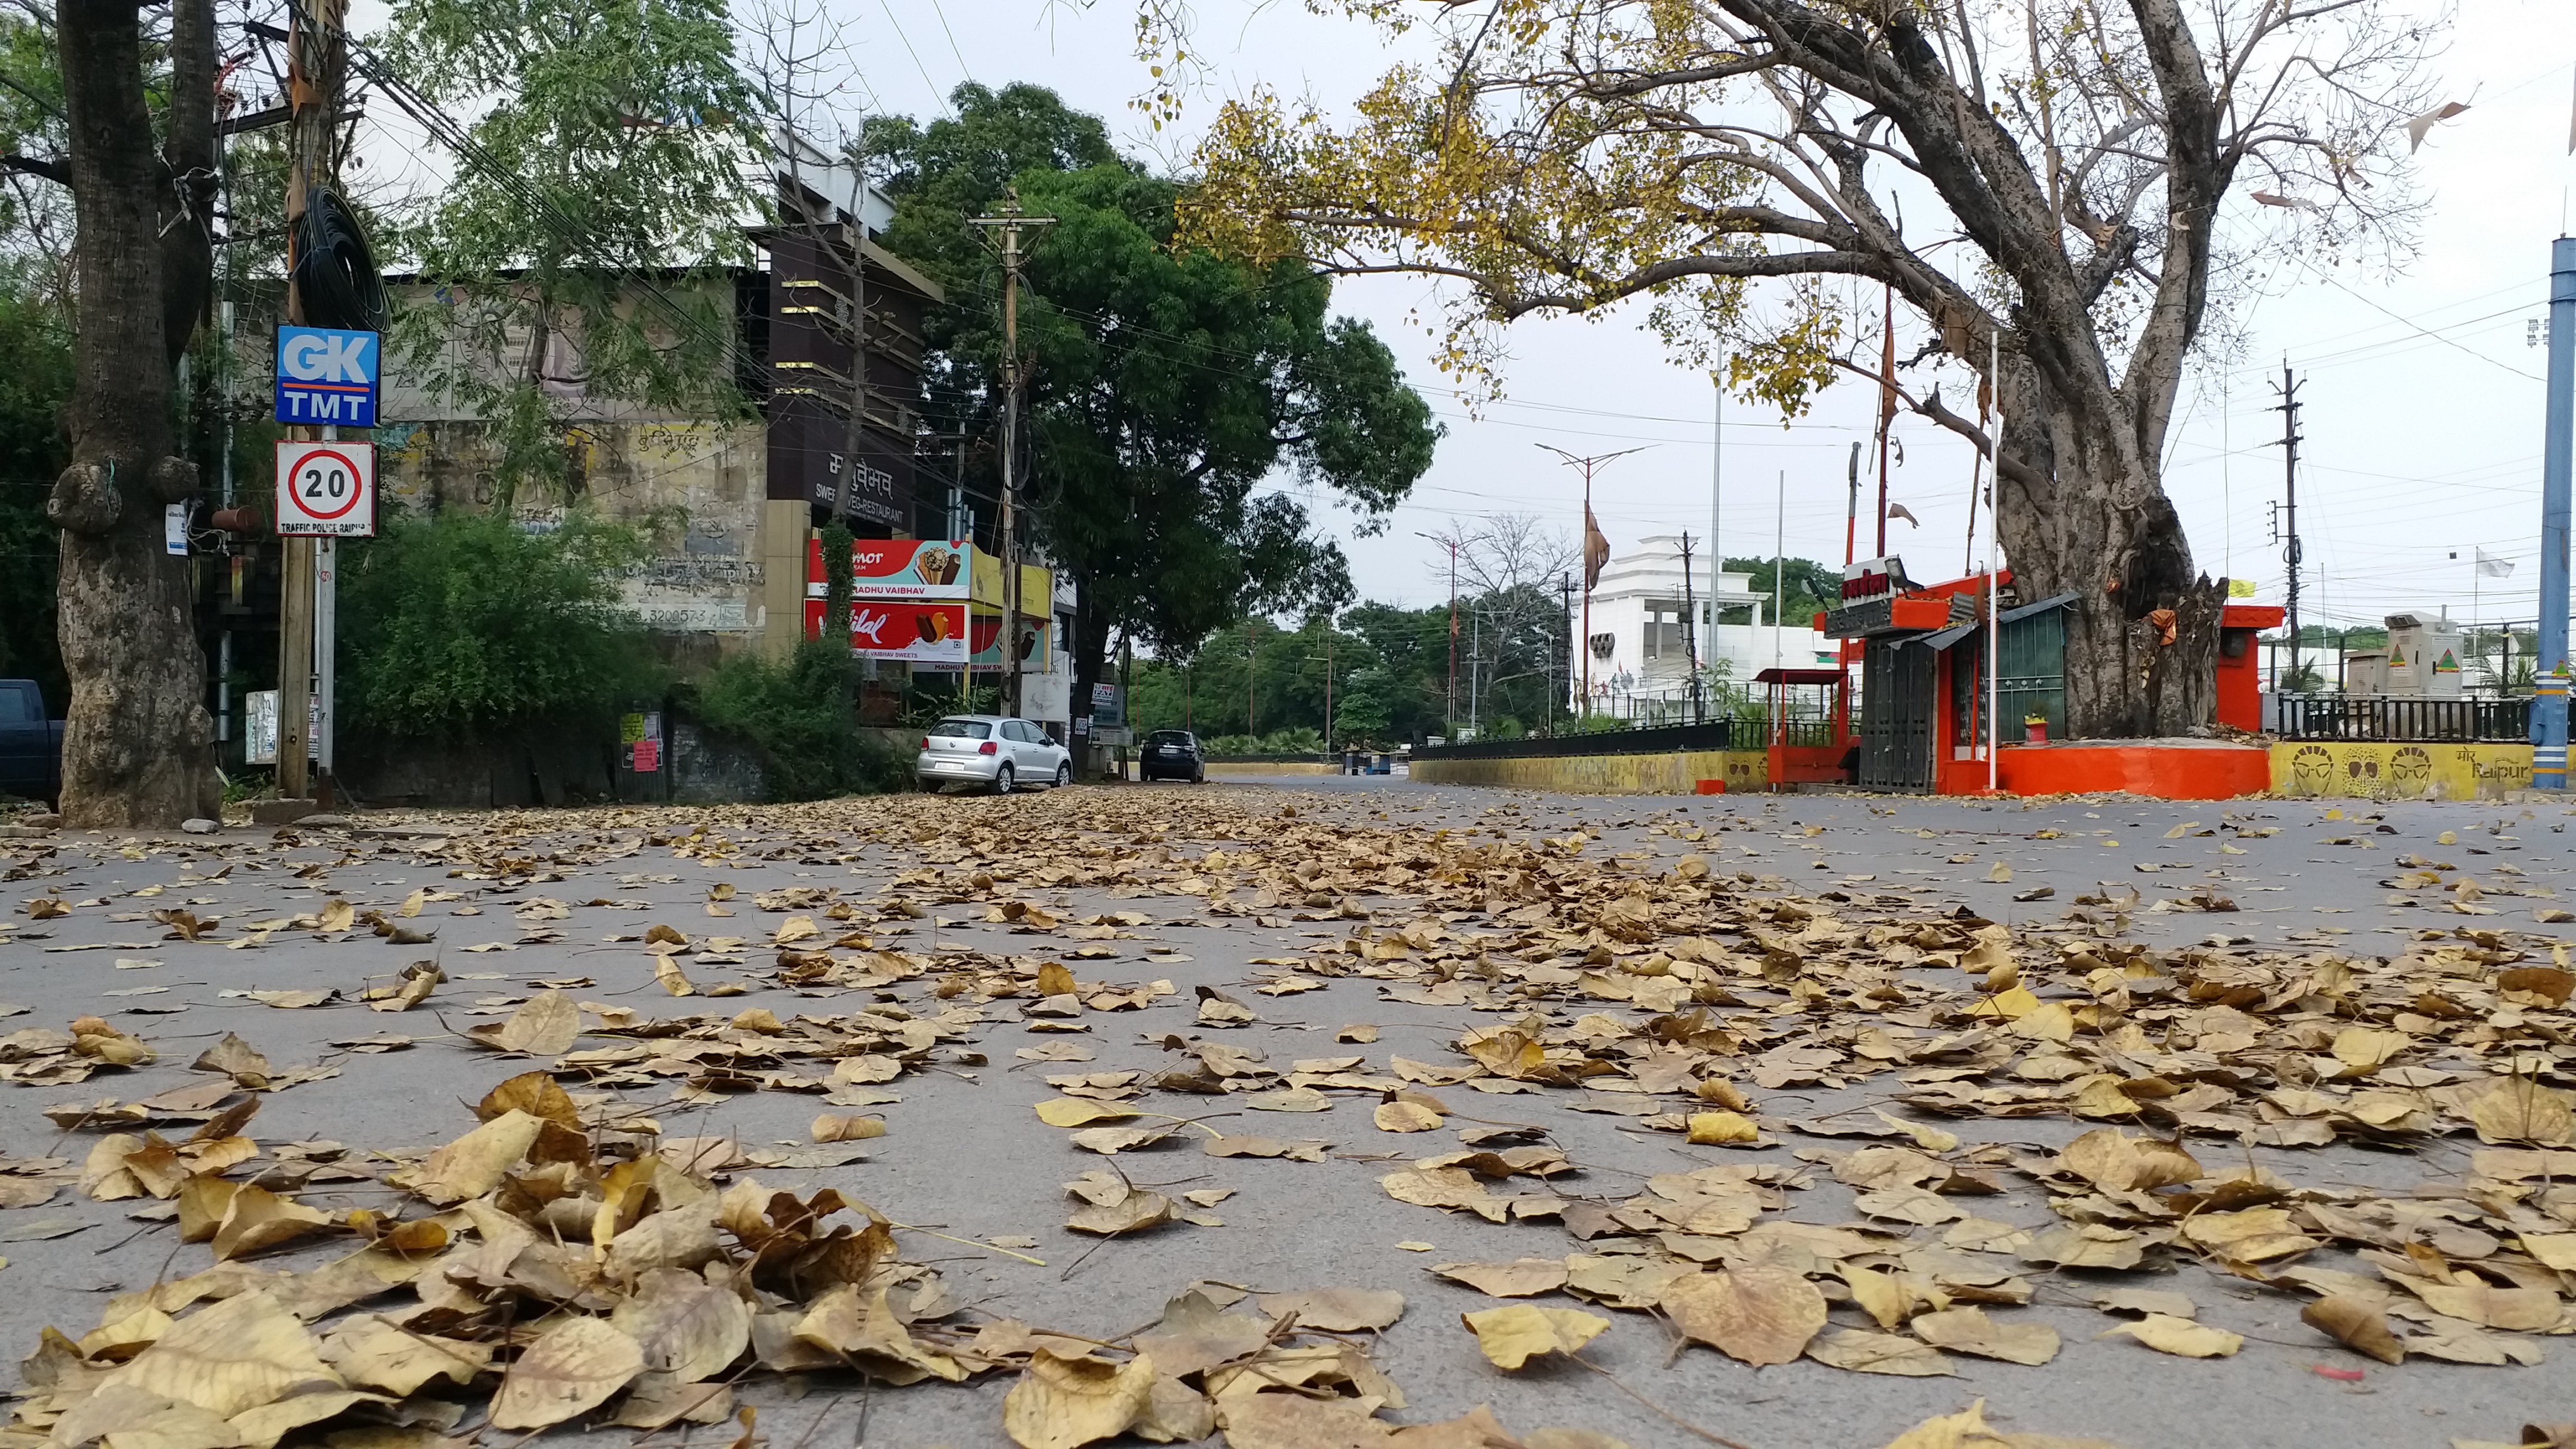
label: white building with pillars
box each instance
[1572,534,1834,719]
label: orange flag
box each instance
[1582,505,1612,590]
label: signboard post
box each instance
[275,441,376,537]
[274,326,380,427]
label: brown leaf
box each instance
[2097,1314,2241,1357]
[809,1115,886,1143]
[1907,1307,2059,1365]
[1803,1328,1955,1377]
[477,1070,581,1129]
[609,1267,752,1384]
[1431,1259,1569,1298]
[467,990,580,1056]
[1660,1266,1826,1366]
[2300,1295,2405,1365]
[489,1317,644,1430]
[1256,1289,1404,1332]
[319,1314,495,1395]
[190,1034,270,1089]
[2469,1076,2575,1147]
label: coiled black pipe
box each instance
[291,187,388,335]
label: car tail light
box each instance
[978,741,998,755]
[920,736,931,750]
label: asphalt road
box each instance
[1,779,2569,1449]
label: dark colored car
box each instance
[0,680,63,805]
[1140,729,1205,783]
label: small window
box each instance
[0,687,30,723]
[1004,721,1035,742]
[930,718,991,740]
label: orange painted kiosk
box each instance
[1753,667,1854,785]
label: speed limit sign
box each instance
[275,440,376,537]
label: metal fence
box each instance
[2272,693,2530,742]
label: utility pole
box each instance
[2536,238,2576,788]
[1414,531,1459,739]
[1876,282,1896,557]
[1679,532,1702,723]
[2270,362,2305,692]
[1556,573,1576,732]
[971,189,1052,717]
[1244,619,1258,737]
[277,0,345,805]
[1540,444,1647,722]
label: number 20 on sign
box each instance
[274,440,376,537]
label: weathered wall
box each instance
[376,418,773,652]
[2268,741,2534,799]
[1409,750,1767,794]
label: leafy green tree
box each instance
[690,641,909,799]
[381,0,763,504]
[1725,556,1838,631]
[866,83,1439,714]
[338,510,664,740]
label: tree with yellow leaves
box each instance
[1167,0,2442,736]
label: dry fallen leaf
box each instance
[1256,1289,1404,1332]
[2301,1295,2405,1365]
[468,990,580,1056]
[490,1316,645,1429]
[1433,1259,1570,1298]
[2097,1314,2241,1358]
[1461,1305,1608,1370]
[1001,1348,1156,1449]
[1906,1307,2058,1365]
[809,1115,886,1143]
[1661,1267,1827,1366]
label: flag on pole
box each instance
[2476,548,2515,578]
[1582,506,1612,590]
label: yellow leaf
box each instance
[391,1110,543,1205]
[2097,1313,2240,1357]
[1035,1098,1138,1128]
[2469,1076,2575,1145]
[1872,1112,1958,1153]
[810,1115,887,1143]
[1685,1111,1759,1145]
[1035,962,1077,996]
[474,990,580,1056]
[1374,1101,1444,1132]
[489,1317,644,1430]
[654,956,697,997]
[395,888,425,918]
[211,1185,336,1261]
[1460,1305,1607,1370]
[1907,1306,2059,1365]
[1002,1348,1156,1449]
[1984,861,2011,883]
[98,1290,340,1419]
[2437,829,2455,844]
[319,1315,496,1395]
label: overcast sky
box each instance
[793,0,2569,633]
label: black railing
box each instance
[2273,693,2529,742]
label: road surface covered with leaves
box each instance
[0,782,2572,1449]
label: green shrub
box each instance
[339,509,664,740]
[690,641,908,801]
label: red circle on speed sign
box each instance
[290,447,366,521]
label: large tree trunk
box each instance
[48,0,219,827]
[1994,355,2223,740]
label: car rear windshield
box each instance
[1148,731,1194,746]
[929,719,991,739]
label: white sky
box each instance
[345,0,2576,631]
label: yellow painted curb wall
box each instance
[1202,761,1341,776]
[1409,750,1769,795]
[2268,741,2532,799]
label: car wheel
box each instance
[993,763,1015,795]
[1054,761,1072,789]
[1192,768,1205,784]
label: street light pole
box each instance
[1539,444,1648,726]
[1413,531,1459,740]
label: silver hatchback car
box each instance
[915,715,1073,793]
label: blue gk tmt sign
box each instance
[274,326,379,427]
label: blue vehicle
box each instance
[0,680,63,805]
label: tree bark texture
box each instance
[47,0,219,826]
